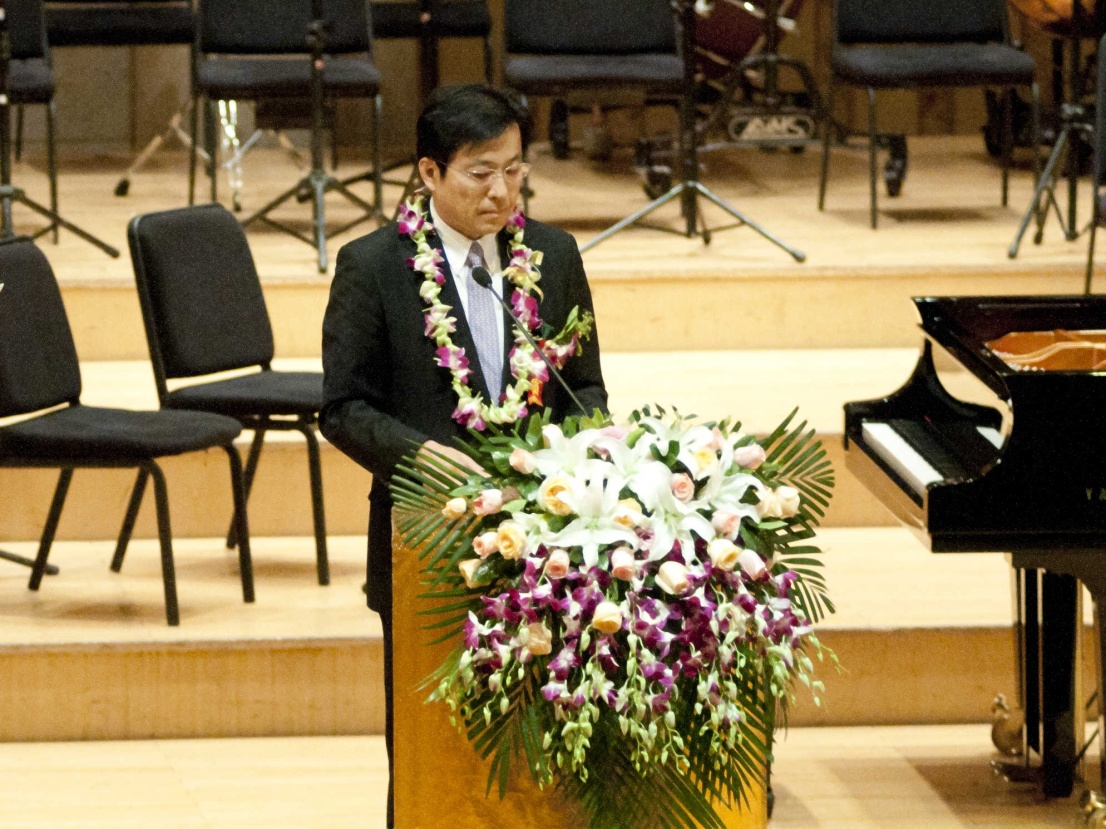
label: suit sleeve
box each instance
[558,238,608,416]
[320,242,429,480]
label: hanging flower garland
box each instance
[398,195,593,430]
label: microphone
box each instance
[471,266,590,417]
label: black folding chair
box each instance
[1086,33,1106,293]
[502,0,681,205]
[0,236,253,626]
[190,0,384,272]
[8,0,60,242]
[42,0,197,197]
[128,203,329,585]
[817,0,1039,229]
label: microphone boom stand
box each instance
[579,0,804,261]
[0,0,118,257]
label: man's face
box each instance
[418,123,524,241]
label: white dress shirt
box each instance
[429,199,506,370]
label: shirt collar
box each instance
[428,199,499,272]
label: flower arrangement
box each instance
[390,406,835,829]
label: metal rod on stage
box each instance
[579,0,804,261]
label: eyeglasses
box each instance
[445,162,532,188]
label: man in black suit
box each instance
[319,84,607,827]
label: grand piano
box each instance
[845,295,1106,799]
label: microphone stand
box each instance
[0,0,117,257]
[578,0,804,262]
[239,0,383,273]
[471,266,591,418]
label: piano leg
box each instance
[1040,571,1079,798]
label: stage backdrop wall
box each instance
[16,1,1071,156]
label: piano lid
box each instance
[914,296,1106,396]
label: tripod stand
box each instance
[579,0,804,260]
[1008,2,1104,259]
[239,0,383,273]
[0,1,118,257]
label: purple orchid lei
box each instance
[398,196,592,430]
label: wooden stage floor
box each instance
[0,726,1095,829]
[9,133,1095,286]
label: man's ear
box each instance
[417,157,440,194]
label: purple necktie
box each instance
[463,241,501,402]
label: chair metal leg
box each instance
[111,468,149,572]
[14,104,22,161]
[28,468,74,591]
[1001,87,1013,207]
[867,87,878,230]
[299,419,329,586]
[1086,193,1099,294]
[189,94,200,205]
[46,100,59,244]
[226,426,266,549]
[224,445,255,604]
[483,36,494,85]
[146,460,180,626]
[372,94,384,219]
[208,100,219,204]
[817,81,834,211]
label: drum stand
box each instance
[1008,3,1102,259]
[579,0,804,260]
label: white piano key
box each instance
[861,422,944,495]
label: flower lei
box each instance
[398,195,593,431]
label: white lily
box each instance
[539,464,638,567]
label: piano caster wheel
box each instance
[1082,790,1106,828]
[990,693,1026,756]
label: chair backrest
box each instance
[198,0,371,55]
[128,204,275,398]
[44,0,194,48]
[505,0,675,55]
[9,0,49,60]
[0,238,81,417]
[835,0,1007,46]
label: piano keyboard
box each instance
[862,420,1003,497]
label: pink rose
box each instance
[509,448,537,474]
[609,547,636,581]
[733,443,767,470]
[711,509,742,539]
[472,489,504,516]
[656,561,690,595]
[473,531,499,559]
[709,427,726,451]
[544,549,571,579]
[737,549,768,580]
[670,472,695,503]
[591,601,623,635]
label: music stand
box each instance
[579,0,803,260]
[1008,0,1106,259]
[0,1,118,257]
[239,0,383,274]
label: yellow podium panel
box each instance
[392,527,767,829]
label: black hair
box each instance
[416,84,532,175]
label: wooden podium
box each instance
[392,525,768,829]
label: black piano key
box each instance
[886,418,999,483]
